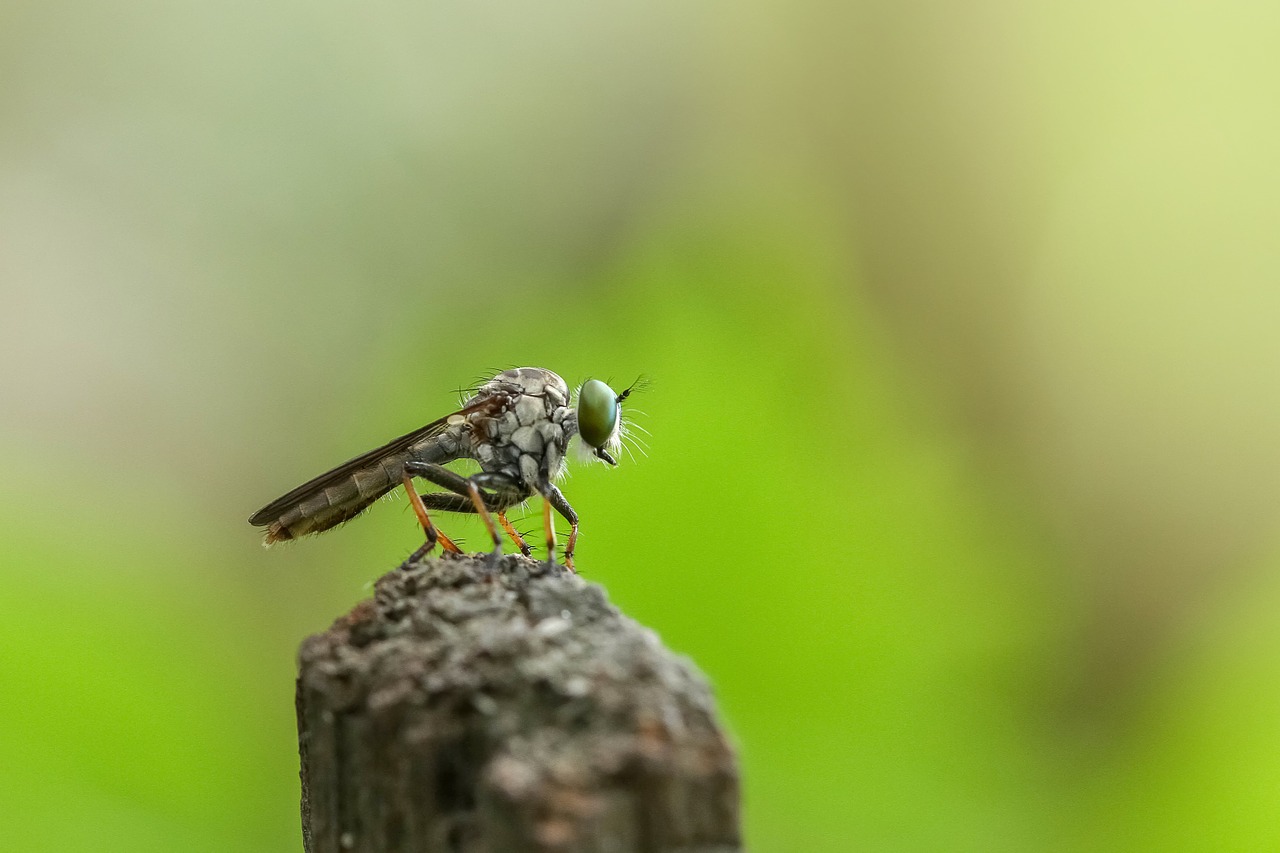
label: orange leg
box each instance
[563,525,578,573]
[542,498,560,568]
[466,480,503,557]
[498,512,533,557]
[403,472,460,553]
[540,485,578,573]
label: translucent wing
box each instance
[249,396,498,539]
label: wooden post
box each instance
[295,553,742,852]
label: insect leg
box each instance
[538,483,579,573]
[401,472,461,555]
[542,498,556,567]
[417,492,476,512]
[468,480,503,558]
[404,462,509,558]
[413,475,533,556]
[497,513,533,557]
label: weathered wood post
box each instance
[295,552,742,852]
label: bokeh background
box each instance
[5,1,1280,850]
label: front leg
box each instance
[538,482,579,573]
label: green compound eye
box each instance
[577,379,620,450]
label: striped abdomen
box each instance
[250,424,462,544]
[249,397,506,546]
[257,451,413,543]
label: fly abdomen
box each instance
[256,453,411,544]
[250,408,470,546]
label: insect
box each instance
[248,367,640,571]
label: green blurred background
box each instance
[5,1,1280,850]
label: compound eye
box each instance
[577,379,620,449]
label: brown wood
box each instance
[296,553,742,852]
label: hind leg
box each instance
[405,463,527,560]
[416,491,533,557]
[401,472,461,561]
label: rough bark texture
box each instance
[296,552,741,853]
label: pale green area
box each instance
[4,2,1280,850]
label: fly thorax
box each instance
[514,394,546,426]
[490,409,520,441]
[511,425,545,454]
[538,420,565,449]
[440,433,461,456]
[519,453,542,486]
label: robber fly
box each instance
[249,367,640,571]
